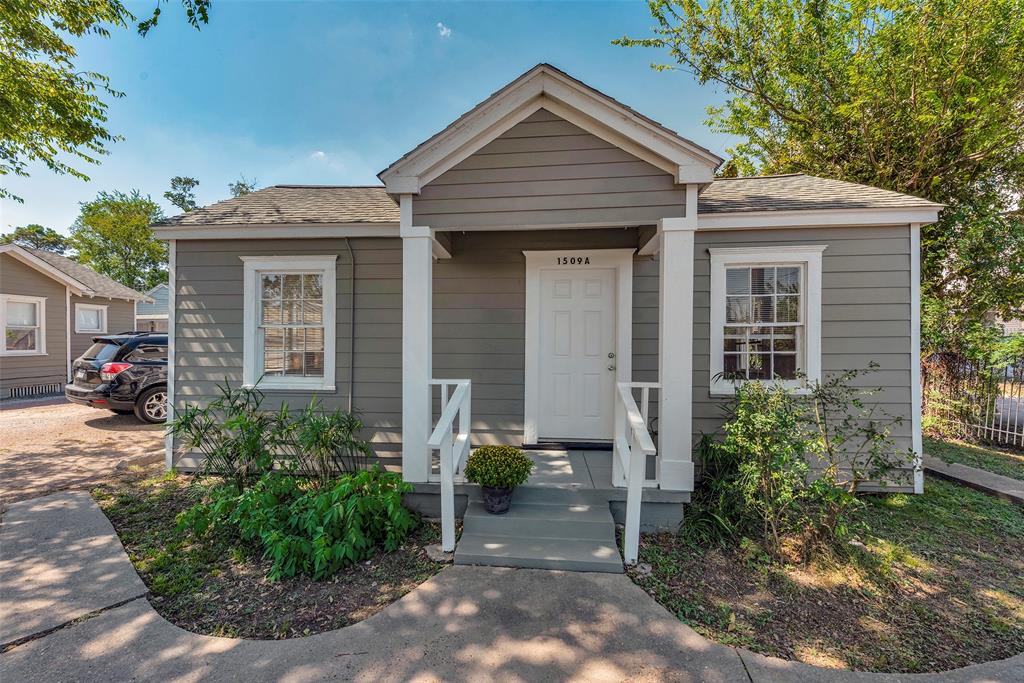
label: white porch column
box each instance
[657,184,699,491]
[401,194,432,482]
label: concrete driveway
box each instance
[0,398,163,508]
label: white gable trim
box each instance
[0,244,92,295]
[379,65,722,193]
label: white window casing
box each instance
[709,245,826,395]
[75,303,108,334]
[241,255,337,391]
[1,294,47,356]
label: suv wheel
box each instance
[135,386,168,424]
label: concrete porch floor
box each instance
[524,449,614,489]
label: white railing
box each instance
[614,381,659,564]
[428,379,472,552]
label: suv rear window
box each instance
[127,343,167,362]
[82,342,120,362]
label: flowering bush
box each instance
[463,445,534,489]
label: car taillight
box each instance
[100,362,133,381]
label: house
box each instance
[0,244,150,399]
[153,64,941,571]
[136,284,169,332]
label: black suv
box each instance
[65,332,168,423]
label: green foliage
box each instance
[0,0,211,201]
[228,175,258,198]
[69,189,166,290]
[178,469,415,581]
[618,0,1024,349]
[685,368,907,561]
[463,445,534,489]
[0,224,71,254]
[164,176,200,213]
[170,383,375,492]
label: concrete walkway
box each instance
[924,456,1024,506]
[2,492,1022,682]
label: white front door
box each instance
[537,267,617,440]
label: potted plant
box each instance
[463,445,534,514]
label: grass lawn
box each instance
[628,477,1024,673]
[925,436,1024,481]
[93,463,446,639]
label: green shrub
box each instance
[178,468,415,581]
[463,445,534,489]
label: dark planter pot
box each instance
[480,486,514,514]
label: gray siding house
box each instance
[0,245,148,399]
[154,65,941,570]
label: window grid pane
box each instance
[722,267,803,381]
[258,271,327,379]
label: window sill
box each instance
[242,382,336,393]
[0,351,47,357]
[75,329,106,335]
[710,381,811,397]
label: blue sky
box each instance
[1,1,736,233]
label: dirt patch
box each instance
[92,464,446,639]
[0,400,163,508]
[628,477,1024,673]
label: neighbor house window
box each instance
[1,294,46,355]
[709,246,825,395]
[241,256,336,391]
[75,303,107,333]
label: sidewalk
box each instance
[2,491,1022,682]
[924,456,1024,506]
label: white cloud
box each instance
[436,22,452,39]
[310,150,326,160]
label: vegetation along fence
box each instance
[922,354,1024,449]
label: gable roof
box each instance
[0,244,150,300]
[137,284,169,316]
[378,63,724,193]
[153,186,399,227]
[699,174,942,214]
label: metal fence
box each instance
[922,354,1024,449]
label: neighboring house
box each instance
[0,244,149,399]
[998,318,1023,336]
[136,284,169,331]
[153,64,941,569]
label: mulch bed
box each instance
[93,464,446,639]
[627,477,1024,673]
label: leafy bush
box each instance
[178,468,416,581]
[685,367,908,561]
[170,382,373,490]
[463,445,534,489]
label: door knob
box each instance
[608,365,616,371]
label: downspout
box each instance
[344,238,356,413]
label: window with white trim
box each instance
[709,246,826,394]
[1,294,46,355]
[75,303,107,333]
[242,256,336,391]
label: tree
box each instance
[617,0,1024,352]
[70,190,166,290]
[164,176,200,212]
[0,224,71,254]
[0,1,212,202]
[228,175,258,198]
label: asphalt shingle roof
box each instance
[152,175,939,229]
[24,248,149,300]
[698,174,941,214]
[154,186,400,226]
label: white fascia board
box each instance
[152,223,399,240]
[0,244,92,295]
[697,207,941,231]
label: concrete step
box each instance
[455,533,623,573]
[463,500,615,541]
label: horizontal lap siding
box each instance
[0,254,68,394]
[692,225,915,478]
[413,109,685,230]
[434,229,649,445]
[69,296,136,361]
[173,238,404,469]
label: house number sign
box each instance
[556,256,591,265]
